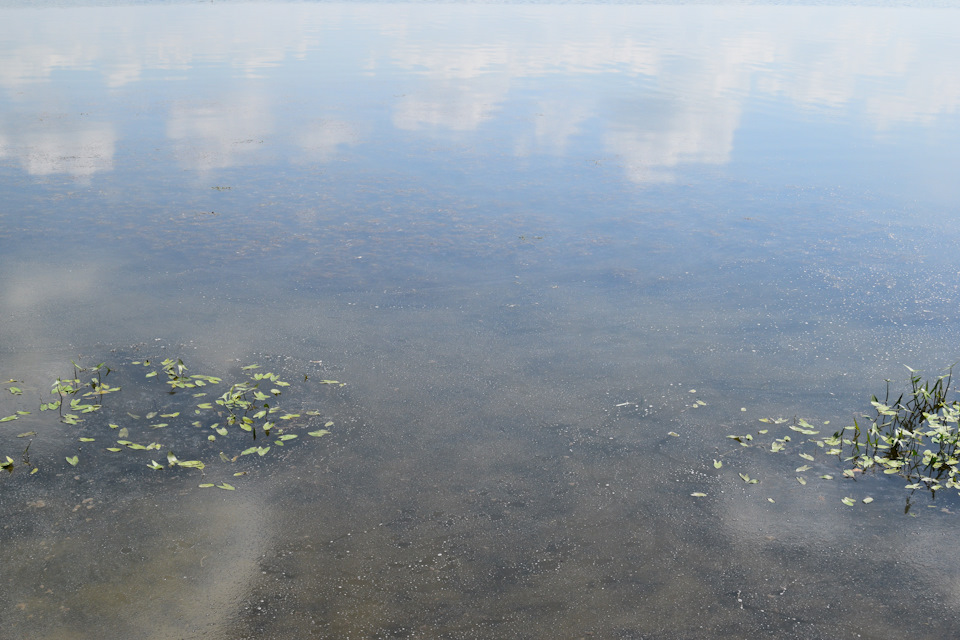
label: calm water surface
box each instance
[2,2,960,638]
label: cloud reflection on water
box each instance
[0,5,957,184]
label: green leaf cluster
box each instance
[0,357,341,490]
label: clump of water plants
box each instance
[1,357,344,490]
[840,366,960,494]
[697,366,960,508]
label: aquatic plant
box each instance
[697,366,960,508]
[1,357,344,490]
[839,366,960,494]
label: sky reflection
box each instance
[1,3,958,190]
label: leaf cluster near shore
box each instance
[697,366,960,510]
[1,357,344,490]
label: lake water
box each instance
[3,1,960,638]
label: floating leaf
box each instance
[841,497,856,506]
[795,465,811,472]
[308,429,330,438]
[16,432,36,438]
[667,431,680,437]
[78,437,95,442]
[198,483,215,488]
[0,415,19,423]
[798,453,815,461]
[862,497,874,504]
[767,498,775,503]
[690,492,707,497]
[796,477,807,485]
[713,459,722,469]
[146,460,163,470]
[66,456,79,466]
[217,482,236,490]
[820,474,834,480]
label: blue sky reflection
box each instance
[0,4,958,195]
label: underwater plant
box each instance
[694,365,960,509]
[1,357,344,490]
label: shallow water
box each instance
[3,2,960,638]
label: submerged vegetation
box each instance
[1,357,344,490]
[845,367,960,494]
[705,366,960,510]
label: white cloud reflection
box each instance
[0,119,115,180]
[166,94,274,173]
[0,4,958,182]
[297,118,363,163]
[393,78,510,132]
